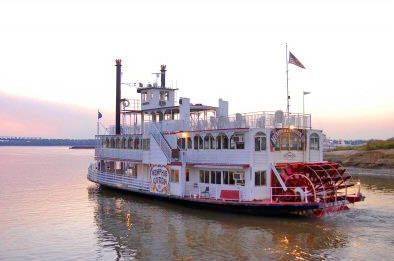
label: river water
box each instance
[0,147,393,260]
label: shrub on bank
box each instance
[333,138,394,151]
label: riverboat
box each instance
[88,60,364,216]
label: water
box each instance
[0,147,393,260]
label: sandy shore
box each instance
[324,149,394,169]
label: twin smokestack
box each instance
[114,60,167,135]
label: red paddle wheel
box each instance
[271,162,364,216]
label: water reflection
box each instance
[88,186,348,260]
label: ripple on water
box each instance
[0,147,394,260]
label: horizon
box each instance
[0,0,393,139]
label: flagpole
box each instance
[97,110,100,136]
[286,43,289,115]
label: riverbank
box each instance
[324,149,394,169]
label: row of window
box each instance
[198,170,266,186]
[178,132,319,151]
[101,137,150,150]
[177,133,245,150]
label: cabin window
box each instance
[310,133,320,150]
[204,134,215,149]
[216,135,222,149]
[199,170,210,183]
[134,138,140,150]
[142,139,150,150]
[126,165,137,178]
[216,133,228,149]
[233,172,245,186]
[105,138,110,148]
[223,171,235,185]
[122,138,127,149]
[186,169,190,182]
[230,133,245,149]
[210,171,216,184]
[275,131,303,151]
[194,135,203,150]
[170,169,179,183]
[215,171,221,184]
[160,91,169,101]
[110,138,115,148]
[115,138,120,148]
[187,137,192,149]
[142,92,148,102]
[177,137,186,150]
[255,132,266,151]
[255,171,266,186]
[128,138,133,149]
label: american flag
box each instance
[289,52,305,69]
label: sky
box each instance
[0,0,393,139]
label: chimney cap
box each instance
[115,59,122,66]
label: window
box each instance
[233,172,245,186]
[215,171,221,184]
[186,169,190,182]
[170,169,179,183]
[187,137,192,149]
[310,133,320,150]
[177,137,186,150]
[223,171,235,185]
[255,132,266,151]
[204,134,215,149]
[223,171,229,184]
[230,133,245,149]
[199,170,210,183]
[142,139,150,150]
[216,133,228,149]
[126,165,137,178]
[194,135,203,150]
[128,138,133,149]
[134,138,140,149]
[160,91,169,101]
[142,92,148,102]
[210,171,216,184]
[255,171,266,186]
[274,131,303,151]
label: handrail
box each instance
[150,123,172,162]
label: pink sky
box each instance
[0,0,393,139]
[0,91,392,139]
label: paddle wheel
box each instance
[271,162,364,216]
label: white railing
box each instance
[149,123,173,162]
[88,165,150,192]
[190,111,311,131]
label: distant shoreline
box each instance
[324,149,394,170]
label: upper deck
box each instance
[106,110,311,135]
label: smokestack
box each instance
[160,65,166,88]
[115,59,122,135]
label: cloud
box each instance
[0,92,111,138]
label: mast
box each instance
[286,43,289,114]
[115,59,122,135]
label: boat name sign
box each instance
[150,165,170,194]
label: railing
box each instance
[105,111,311,135]
[88,164,150,191]
[269,186,309,203]
[190,111,311,131]
[150,123,173,162]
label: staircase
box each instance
[150,123,180,162]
